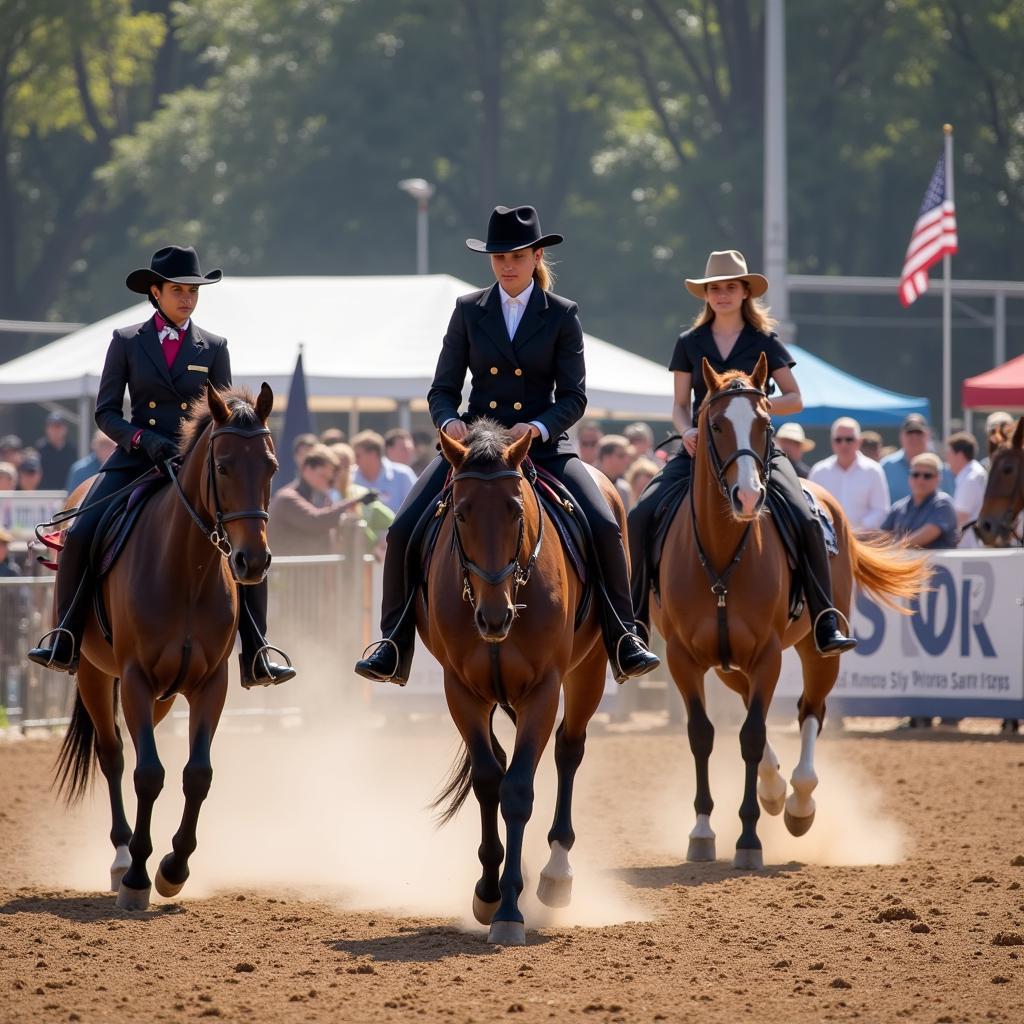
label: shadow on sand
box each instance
[325,921,553,962]
[0,891,184,922]
[609,859,804,892]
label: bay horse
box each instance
[654,355,930,869]
[428,421,618,945]
[975,416,1024,547]
[53,384,277,909]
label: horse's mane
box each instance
[178,386,260,457]
[462,418,513,469]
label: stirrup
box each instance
[358,637,406,686]
[612,631,637,684]
[33,626,77,666]
[248,643,293,680]
[812,607,853,654]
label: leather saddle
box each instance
[649,476,838,622]
[414,459,594,629]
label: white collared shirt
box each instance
[952,459,987,548]
[499,280,534,340]
[808,451,891,530]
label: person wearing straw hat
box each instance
[774,421,815,479]
[627,249,856,656]
[28,246,295,689]
[355,205,660,686]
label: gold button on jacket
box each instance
[180,402,188,410]
[513,402,523,411]
[148,418,156,426]
[148,401,156,409]
[490,366,498,375]
[489,401,498,410]
[514,368,523,377]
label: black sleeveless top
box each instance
[668,322,795,422]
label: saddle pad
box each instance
[803,485,839,556]
[92,472,168,578]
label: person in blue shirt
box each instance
[881,414,955,504]
[880,452,959,549]
[351,430,417,514]
[65,431,117,493]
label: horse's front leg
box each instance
[489,676,559,946]
[156,664,228,898]
[734,649,781,871]
[117,668,164,910]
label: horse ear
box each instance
[439,428,468,470]
[255,382,274,423]
[1013,417,1024,450]
[751,351,769,391]
[505,430,533,470]
[702,357,722,396]
[207,385,230,424]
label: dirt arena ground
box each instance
[1,707,1023,1024]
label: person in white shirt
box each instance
[808,417,890,531]
[945,431,987,548]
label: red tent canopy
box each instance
[962,353,1024,410]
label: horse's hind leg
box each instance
[156,665,228,898]
[116,668,164,911]
[539,644,604,909]
[490,676,560,946]
[666,643,716,862]
[76,661,132,891]
[784,633,839,837]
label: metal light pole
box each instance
[763,0,791,339]
[398,177,435,274]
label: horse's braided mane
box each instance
[463,417,513,470]
[177,386,260,457]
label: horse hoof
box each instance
[759,793,785,816]
[686,837,717,862]
[109,846,131,893]
[488,920,526,946]
[154,867,185,899]
[784,808,816,837]
[116,882,151,911]
[472,893,500,926]
[536,872,573,909]
[733,848,764,871]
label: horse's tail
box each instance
[432,703,514,827]
[54,688,98,805]
[847,531,932,612]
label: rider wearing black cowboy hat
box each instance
[28,245,295,688]
[626,249,856,657]
[355,205,660,685]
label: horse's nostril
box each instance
[232,551,247,576]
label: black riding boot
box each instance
[237,578,296,688]
[353,537,417,685]
[800,520,857,656]
[27,548,91,674]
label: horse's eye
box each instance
[711,422,722,434]
[216,463,228,476]
[454,510,464,522]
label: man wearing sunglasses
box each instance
[808,416,890,530]
[880,452,959,549]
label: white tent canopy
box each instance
[0,274,674,418]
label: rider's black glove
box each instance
[139,430,179,465]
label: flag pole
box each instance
[942,123,954,439]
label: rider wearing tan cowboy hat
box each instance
[627,249,856,656]
[354,205,660,685]
[28,246,295,689]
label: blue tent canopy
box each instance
[783,344,930,428]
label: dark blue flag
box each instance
[274,348,314,491]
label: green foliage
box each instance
[3,0,1024,413]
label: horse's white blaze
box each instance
[541,840,573,882]
[757,738,787,808]
[723,395,762,514]
[786,716,819,818]
[689,813,715,840]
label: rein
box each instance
[167,423,272,558]
[449,466,545,614]
[691,382,771,672]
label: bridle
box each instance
[167,423,273,558]
[690,381,773,672]
[702,382,774,499]
[976,449,1024,546]
[449,467,544,612]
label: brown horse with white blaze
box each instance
[428,421,618,945]
[654,355,930,869]
[53,384,278,909]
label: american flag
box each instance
[899,154,958,307]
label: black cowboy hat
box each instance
[466,205,563,253]
[125,245,223,294]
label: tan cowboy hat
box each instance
[775,422,815,452]
[685,250,769,300]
